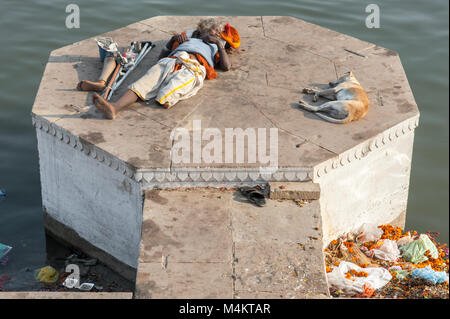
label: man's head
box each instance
[195,18,236,51]
[196,18,222,38]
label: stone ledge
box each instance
[269,182,320,200]
[32,112,419,185]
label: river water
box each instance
[0,0,448,290]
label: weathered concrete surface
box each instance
[269,182,320,200]
[135,188,329,299]
[0,292,133,299]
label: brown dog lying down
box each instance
[299,71,370,124]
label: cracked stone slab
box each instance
[136,188,328,299]
[230,195,322,243]
[261,16,375,61]
[244,35,337,91]
[231,199,329,298]
[135,262,233,299]
[234,241,328,297]
[140,189,233,263]
[139,16,266,39]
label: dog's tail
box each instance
[314,112,350,124]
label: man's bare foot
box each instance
[302,87,317,94]
[93,93,116,119]
[77,80,106,92]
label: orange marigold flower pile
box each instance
[343,241,354,253]
[378,224,413,241]
[357,283,375,298]
[326,224,449,299]
[345,269,369,280]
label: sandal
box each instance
[238,186,266,207]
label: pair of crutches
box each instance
[102,41,154,101]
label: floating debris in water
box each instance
[78,282,95,291]
[35,266,59,283]
[1,256,9,265]
[0,275,11,290]
[0,243,12,262]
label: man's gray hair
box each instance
[196,18,222,34]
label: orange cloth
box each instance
[221,24,240,49]
[193,53,218,80]
[170,32,219,80]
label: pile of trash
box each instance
[30,253,128,293]
[0,249,131,292]
[325,224,449,299]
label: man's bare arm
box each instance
[216,42,231,71]
[201,35,231,71]
[158,33,189,60]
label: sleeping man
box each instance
[77,18,238,119]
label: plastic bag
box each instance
[368,239,401,262]
[95,37,118,53]
[0,243,12,260]
[389,266,410,280]
[34,266,59,283]
[411,266,449,284]
[400,234,439,264]
[396,233,413,247]
[356,223,383,243]
[327,261,392,295]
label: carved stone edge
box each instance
[136,167,313,189]
[312,115,420,179]
[32,115,135,179]
[32,113,420,186]
[32,115,315,186]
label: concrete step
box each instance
[135,187,329,299]
[268,182,321,200]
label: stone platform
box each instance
[135,188,328,299]
[32,16,419,290]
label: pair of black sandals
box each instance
[238,186,266,207]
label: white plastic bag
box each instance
[369,239,401,262]
[327,261,392,295]
[396,233,413,247]
[356,223,383,243]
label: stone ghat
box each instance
[31,16,419,297]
